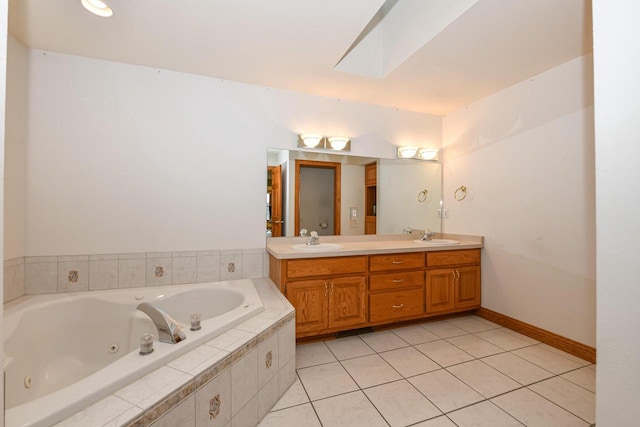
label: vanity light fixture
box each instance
[297,134,351,152]
[299,134,323,148]
[81,0,114,17]
[397,146,439,161]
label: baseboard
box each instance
[475,307,596,363]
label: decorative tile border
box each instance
[14,248,268,297]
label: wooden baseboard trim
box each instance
[475,307,596,363]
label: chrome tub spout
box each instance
[136,302,187,344]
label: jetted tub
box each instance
[3,279,264,427]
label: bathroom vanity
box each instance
[267,234,483,339]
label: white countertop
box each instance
[266,233,483,259]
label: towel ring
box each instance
[454,185,467,201]
[417,189,431,203]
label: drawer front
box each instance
[370,288,424,323]
[369,252,425,272]
[287,256,366,279]
[427,249,480,267]
[369,270,424,291]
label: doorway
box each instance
[295,160,341,236]
[267,165,283,237]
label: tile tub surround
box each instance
[3,257,25,302]
[54,278,296,427]
[261,315,596,427]
[266,233,483,259]
[20,248,270,296]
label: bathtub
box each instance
[3,279,264,427]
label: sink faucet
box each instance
[137,302,187,344]
[420,230,437,241]
[306,230,320,245]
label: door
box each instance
[267,165,283,237]
[295,160,341,236]
[328,276,367,329]
[426,268,455,313]
[286,279,328,334]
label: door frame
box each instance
[294,160,341,236]
[267,165,283,237]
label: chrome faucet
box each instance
[420,230,437,241]
[137,302,187,344]
[306,230,320,245]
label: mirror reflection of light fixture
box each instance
[328,137,349,151]
[397,146,439,161]
[81,0,114,17]
[297,134,351,152]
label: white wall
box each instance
[593,1,640,424]
[442,55,596,346]
[24,50,441,255]
[4,35,27,260]
[1,0,9,422]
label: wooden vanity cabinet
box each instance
[368,253,425,323]
[280,256,367,336]
[426,249,481,314]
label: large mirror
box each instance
[267,149,442,237]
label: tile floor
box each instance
[258,315,595,427]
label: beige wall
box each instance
[442,54,596,347]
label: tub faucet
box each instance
[137,302,187,344]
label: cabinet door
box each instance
[426,268,455,313]
[454,266,481,309]
[286,279,328,334]
[328,276,367,329]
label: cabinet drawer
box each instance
[369,252,425,272]
[370,288,424,322]
[427,249,480,267]
[369,271,424,291]
[286,256,366,279]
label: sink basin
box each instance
[413,239,460,245]
[291,243,345,252]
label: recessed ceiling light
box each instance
[81,0,113,18]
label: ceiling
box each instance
[8,0,592,116]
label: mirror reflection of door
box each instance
[267,165,283,237]
[295,160,341,236]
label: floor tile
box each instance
[379,346,440,378]
[409,369,484,413]
[492,388,589,427]
[481,352,554,385]
[297,362,358,401]
[390,324,440,345]
[528,377,595,424]
[414,340,475,367]
[561,365,596,392]
[447,316,497,333]
[412,416,457,427]
[446,360,520,398]
[421,320,470,338]
[313,390,388,427]
[364,380,441,427]
[341,354,402,388]
[501,328,540,344]
[474,328,534,351]
[446,334,504,358]
[358,329,410,353]
[296,341,337,369]
[538,343,592,366]
[511,345,584,374]
[258,402,321,427]
[470,316,502,329]
[324,336,375,360]
[271,378,309,411]
[448,401,522,427]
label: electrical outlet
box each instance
[350,207,358,218]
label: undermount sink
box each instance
[413,239,460,245]
[290,243,344,252]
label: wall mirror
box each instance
[267,149,442,237]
